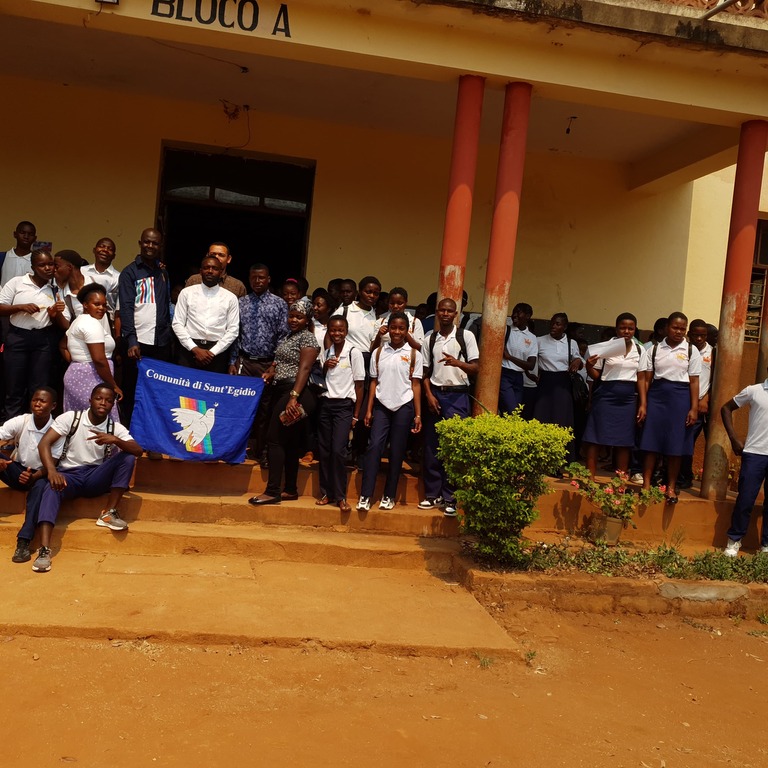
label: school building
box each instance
[1,0,767,495]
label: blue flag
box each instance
[130,359,264,463]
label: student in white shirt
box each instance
[371,287,425,352]
[0,250,69,418]
[315,316,365,513]
[639,312,701,503]
[1,221,36,287]
[0,387,63,564]
[31,384,143,572]
[679,319,714,489]
[533,312,583,461]
[500,302,537,414]
[357,312,423,512]
[721,371,768,557]
[81,238,121,321]
[172,256,239,374]
[54,250,87,319]
[582,312,648,479]
[421,298,479,516]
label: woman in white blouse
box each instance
[639,311,701,503]
[61,283,121,420]
[533,312,583,460]
[583,312,647,479]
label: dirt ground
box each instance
[1,605,766,768]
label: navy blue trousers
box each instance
[0,456,47,541]
[317,398,354,502]
[499,369,524,415]
[423,390,470,504]
[727,451,768,547]
[361,400,414,500]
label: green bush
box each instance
[436,412,572,563]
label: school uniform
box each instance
[317,341,365,503]
[726,381,768,547]
[422,327,479,505]
[500,324,537,415]
[0,274,60,418]
[374,311,425,348]
[34,410,137,529]
[0,414,64,543]
[680,342,714,485]
[360,343,423,501]
[521,362,539,420]
[583,340,648,448]
[639,340,702,456]
[331,303,377,353]
[81,263,121,318]
[533,335,581,449]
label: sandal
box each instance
[315,495,331,506]
[339,499,351,513]
[665,493,679,505]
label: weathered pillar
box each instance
[438,74,485,309]
[473,81,533,415]
[701,120,768,500]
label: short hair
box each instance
[328,315,349,330]
[55,250,87,268]
[388,311,409,327]
[296,276,309,296]
[438,297,457,311]
[201,255,221,267]
[312,288,338,313]
[30,249,52,265]
[552,312,569,325]
[208,241,229,252]
[653,317,668,334]
[667,311,688,325]
[340,278,356,289]
[358,275,381,291]
[77,282,107,305]
[388,287,408,301]
[689,318,708,331]
[513,302,533,316]
[91,383,116,398]
[32,386,57,402]
[95,237,115,248]
[615,312,637,326]
[249,263,269,274]
[15,221,36,232]
[327,278,343,291]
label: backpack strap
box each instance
[103,416,115,461]
[342,305,348,320]
[58,410,83,466]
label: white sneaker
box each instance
[443,505,458,517]
[418,497,444,510]
[759,545,768,555]
[379,497,395,510]
[724,538,741,558]
[629,473,643,485]
[356,496,371,512]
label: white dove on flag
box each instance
[171,405,217,448]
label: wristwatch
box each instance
[289,390,301,399]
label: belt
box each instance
[193,339,218,350]
[242,354,273,362]
[431,385,470,393]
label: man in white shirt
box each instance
[0,221,36,288]
[172,256,239,374]
[0,387,63,564]
[0,250,68,418]
[31,384,143,572]
[721,374,768,557]
[81,238,121,320]
[420,298,479,516]
[500,302,538,415]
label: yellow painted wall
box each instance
[0,72,713,330]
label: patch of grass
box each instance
[473,651,494,669]
[524,649,537,667]
[757,612,768,626]
[747,629,768,638]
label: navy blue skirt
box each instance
[639,379,694,456]
[533,371,574,430]
[583,380,636,448]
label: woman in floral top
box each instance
[249,302,320,505]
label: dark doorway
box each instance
[158,147,315,293]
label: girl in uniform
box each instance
[639,311,701,503]
[533,312,583,460]
[371,287,424,352]
[315,316,365,513]
[582,312,647,479]
[357,312,423,511]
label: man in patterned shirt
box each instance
[118,228,172,428]
[229,263,288,464]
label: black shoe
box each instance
[248,495,281,506]
[12,540,31,563]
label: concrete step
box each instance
[0,516,460,574]
[0,549,518,658]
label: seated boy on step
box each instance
[30,383,143,573]
[0,386,63,564]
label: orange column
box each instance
[474,81,533,415]
[437,74,485,308]
[701,120,768,500]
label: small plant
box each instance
[437,412,572,564]
[473,651,494,669]
[758,612,768,625]
[524,649,537,667]
[565,463,665,527]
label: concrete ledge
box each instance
[456,557,768,619]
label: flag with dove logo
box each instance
[130,359,263,463]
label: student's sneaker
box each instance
[32,546,52,573]
[629,474,644,486]
[97,509,129,531]
[418,497,444,510]
[443,505,458,517]
[356,496,371,512]
[12,539,31,563]
[379,497,395,510]
[759,545,768,555]
[724,538,741,558]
